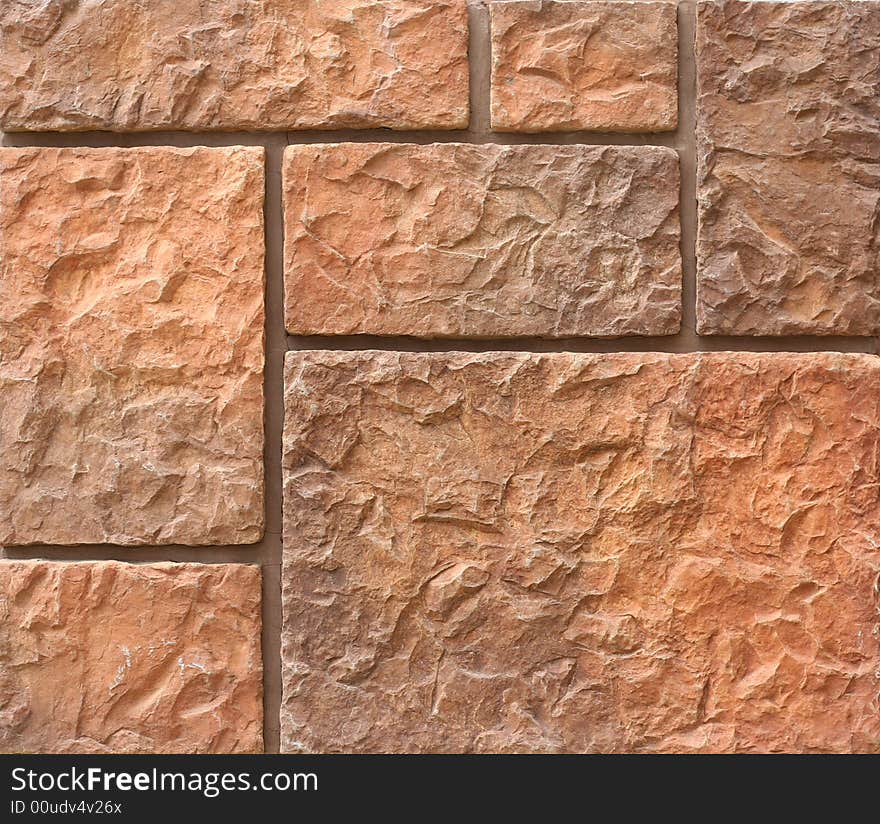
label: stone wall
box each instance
[1,0,878,753]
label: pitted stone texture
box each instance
[0,147,265,546]
[282,350,880,753]
[696,0,880,335]
[489,1,678,133]
[0,561,263,753]
[0,0,468,132]
[284,143,681,338]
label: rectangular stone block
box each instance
[0,0,469,132]
[489,0,678,132]
[284,143,681,338]
[696,0,880,335]
[282,350,880,753]
[0,147,265,546]
[0,561,262,753]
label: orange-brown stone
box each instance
[0,147,265,546]
[489,0,678,133]
[282,350,880,753]
[0,561,263,753]
[284,143,681,338]
[0,0,469,132]
[696,0,880,334]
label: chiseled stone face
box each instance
[284,143,681,338]
[0,0,469,132]
[489,0,678,133]
[696,0,880,335]
[0,147,265,546]
[282,350,880,753]
[0,561,263,753]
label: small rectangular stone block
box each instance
[696,0,880,335]
[489,0,678,133]
[0,0,469,132]
[284,143,681,338]
[282,350,880,753]
[0,561,263,753]
[0,146,265,546]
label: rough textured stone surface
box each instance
[696,0,880,335]
[489,1,678,133]
[282,350,880,753]
[0,561,263,753]
[0,147,265,546]
[0,0,468,132]
[284,143,681,338]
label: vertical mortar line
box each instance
[677,0,699,351]
[260,135,287,754]
[468,1,492,140]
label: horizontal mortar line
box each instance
[286,334,880,355]
[1,128,678,150]
[0,542,280,564]
[283,130,680,148]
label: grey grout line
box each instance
[1,127,677,148]
[260,137,288,755]
[677,1,699,343]
[469,1,492,136]
[0,546,279,562]
[286,334,880,355]
[2,0,878,757]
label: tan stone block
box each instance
[0,561,262,753]
[0,0,469,132]
[696,0,880,335]
[282,350,880,753]
[0,147,265,546]
[284,143,681,337]
[489,1,678,133]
